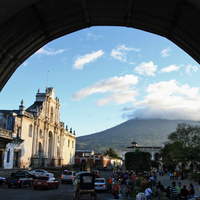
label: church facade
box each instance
[0,87,76,169]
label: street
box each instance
[0,170,199,200]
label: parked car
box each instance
[98,167,108,171]
[115,171,124,180]
[0,177,5,185]
[33,176,59,190]
[95,178,107,192]
[30,169,53,177]
[4,172,33,188]
[11,170,37,180]
[61,170,76,184]
[91,170,100,178]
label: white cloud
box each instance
[36,47,65,55]
[72,74,139,104]
[161,47,171,57]
[23,62,28,67]
[134,61,157,76]
[185,64,198,74]
[111,44,140,63]
[160,64,182,73]
[96,90,138,106]
[73,50,104,70]
[122,80,200,121]
[87,32,103,40]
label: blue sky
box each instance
[0,26,199,137]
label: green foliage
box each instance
[125,151,151,173]
[151,161,159,168]
[103,148,120,159]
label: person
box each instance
[181,184,188,200]
[107,176,112,193]
[170,181,178,200]
[131,172,136,188]
[176,172,179,180]
[188,183,195,197]
[113,180,120,199]
[176,182,182,200]
[157,181,164,192]
[156,185,162,200]
[125,185,131,198]
[145,184,153,200]
[166,186,171,199]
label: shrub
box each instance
[140,180,150,191]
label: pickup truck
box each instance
[4,171,34,188]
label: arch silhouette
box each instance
[0,0,200,91]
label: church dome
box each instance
[131,141,138,147]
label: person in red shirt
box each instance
[113,181,119,199]
[107,177,112,193]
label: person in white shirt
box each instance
[145,184,153,200]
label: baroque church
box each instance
[0,87,76,169]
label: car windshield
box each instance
[36,177,49,181]
[95,179,105,183]
[63,172,72,175]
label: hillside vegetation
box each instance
[76,119,199,155]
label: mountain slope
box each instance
[76,119,199,155]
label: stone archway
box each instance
[1,0,200,91]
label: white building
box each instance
[122,141,161,167]
[0,87,76,169]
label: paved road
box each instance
[0,171,199,200]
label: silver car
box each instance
[95,178,107,192]
[61,171,76,184]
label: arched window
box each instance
[50,106,54,122]
[40,129,43,138]
[29,124,33,137]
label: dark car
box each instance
[4,172,33,188]
[115,171,124,180]
[33,176,59,190]
[91,170,100,178]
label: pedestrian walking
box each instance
[181,184,188,200]
[176,182,182,200]
[188,183,195,197]
[107,176,112,193]
[170,181,178,200]
[145,184,153,200]
[156,185,162,200]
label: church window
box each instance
[7,149,10,163]
[40,129,43,138]
[68,139,70,148]
[29,124,33,137]
[50,106,53,122]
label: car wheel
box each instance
[48,185,51,190]
[34,187,37,190]
[20,183,24,189]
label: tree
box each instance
[125,150,151,173]
[160,123,200,170]
[104,148,121,159]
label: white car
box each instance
[30,169,53,177]
[95,178,107,192]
